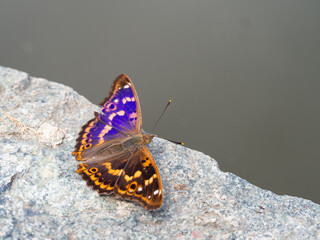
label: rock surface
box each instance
[0,66,319,239]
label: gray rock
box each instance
[0,66,319,239]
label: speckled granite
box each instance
[0,66,319,239]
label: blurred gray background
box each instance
[1,1,319,203]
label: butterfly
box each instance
[72,74,163,210]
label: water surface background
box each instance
[1,1,319,203]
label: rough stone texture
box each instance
[0,66,319,239]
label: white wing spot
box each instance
[124,85,129,89]
[114,99,119,103]
[126,97,131,102]
[148,195,151,200]
[122,98,126,104]
[118,87,121,90]
[128,82,131,86]
[117,110,125,116]
[153,190,159,195]
[137,187,143,192]
[109,113,116,120]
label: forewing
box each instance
[114,146,163,210]
[99,74,142,133]
[72,117,125,161]
[73,74,142,161]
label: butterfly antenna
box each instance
[164,139,184,146]
[151,100,172,133]
[151,100,184,146]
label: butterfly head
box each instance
[143,133,155,144]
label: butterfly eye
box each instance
[84,143,92,149]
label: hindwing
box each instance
[114,146,163,210]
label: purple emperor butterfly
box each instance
[72,74,163,210]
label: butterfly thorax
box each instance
[122,133,154,150]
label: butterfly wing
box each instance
[114,146,163,210]
[99,74,142,133]
[76,151,131,194]
[72,74,142,161]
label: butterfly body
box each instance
[73,74,163,210]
